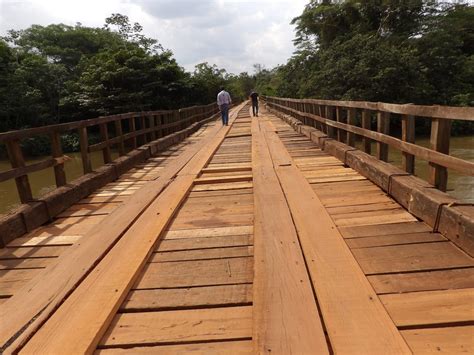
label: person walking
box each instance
[217,87,232,126]
[250,90,259,117]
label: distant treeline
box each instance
[0,14,256,133]
[253,0,474,134]
[1,1,473,138]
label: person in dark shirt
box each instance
[249,90,259,117]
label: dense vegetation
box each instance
[1,1,472,139]
[0,14,253,133]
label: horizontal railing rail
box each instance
[263,96,474,192]
[0,102,220,204]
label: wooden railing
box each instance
[264,96,474,191]
[0,103,220,204]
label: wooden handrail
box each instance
[264,96,474,192]
[0,102,220,204]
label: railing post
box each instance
[326,106,336,139]
[347,108,356,147]
[149,114,156,141]
[140,113,147,145]
[336,107,343,142]
[319,105,326,133]
[401,114,415,174]
[6,139,33,203]
[429,118,451,191]
[50,132,67,187]
[129,116,137,149]
[361,110,372,154]
[79,127,92,174]
[114,118,125,156]
[99,123,112,164]
[376,111,390,162]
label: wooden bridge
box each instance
[0,99,473,354]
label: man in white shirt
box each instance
[217,87,232,126]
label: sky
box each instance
[0,0,308,74]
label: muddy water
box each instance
[0,150,119,214]
[0,136,472,214]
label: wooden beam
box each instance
[401,114,415,174]
[251,118,329,354]
[261,118,411,354]
[11,103,247,355]
[5,139,33,203]
[347,108,356,147]
[361,109,372,154]
[50,132,67,187]
[79,127,92,174]
[429,118,451,191]
[376,111,390,162]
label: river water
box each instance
[0,136,472,214]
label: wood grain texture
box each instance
[261,117,410,354]
[251,117,329,354]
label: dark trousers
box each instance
[220,104,229,125]
[252,102,259,116]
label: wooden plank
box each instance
[401,114,415,174]
[157,235,252,252]
[163,226,252,240]
[333,210,417,227]
[339,222,431,239]
[251,118,329,354]
[5,139,33,203]
[0,104,246,353]
[260,118,410,354]
[19,105,246,354]
[122,284,252,311]
[6,235,82,247]
[150,246,253,262]
[381,288,474,327]
[345,232,446,249]
[191,181,253,191]
[193,174,252,185]
[0,258,52,270]
[99,306,252,347]
[96,340,253,354]
[401,326,474,354]
[50,132,67,187]
[135,257,253,289]
[353,242,474,274]
[368,268,474,294]
[429,118,451,191]
[0,246,67,259]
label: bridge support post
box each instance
[326,106,336,139]
[347,108,356,147]
[79,127,92,174]
[361,110,372,154]
[429,118,451,191]
[376,111,390,162]
[50,132,67,187]
[6,139,33,203]
[401,114,415,174]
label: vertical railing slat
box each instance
[429,118,451,191]
[401,114,415,174]
[79,127,92,174]
[361,110,372,154]
[50,132,67,187]
[376,111,390,162]
[6,139,33,203]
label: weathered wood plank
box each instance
[96,340,253,354]
[368,268,474,294]
[122,284,252,311]
[251,117,329,354]
[99,306,252,347]
[402,326,474,354]
[381,288,474,327]
[261,118,410,354]
[353,242,474,274]
[135,257,253,289]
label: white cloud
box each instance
[0,0,307,73]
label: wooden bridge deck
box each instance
[0,103,473,354]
